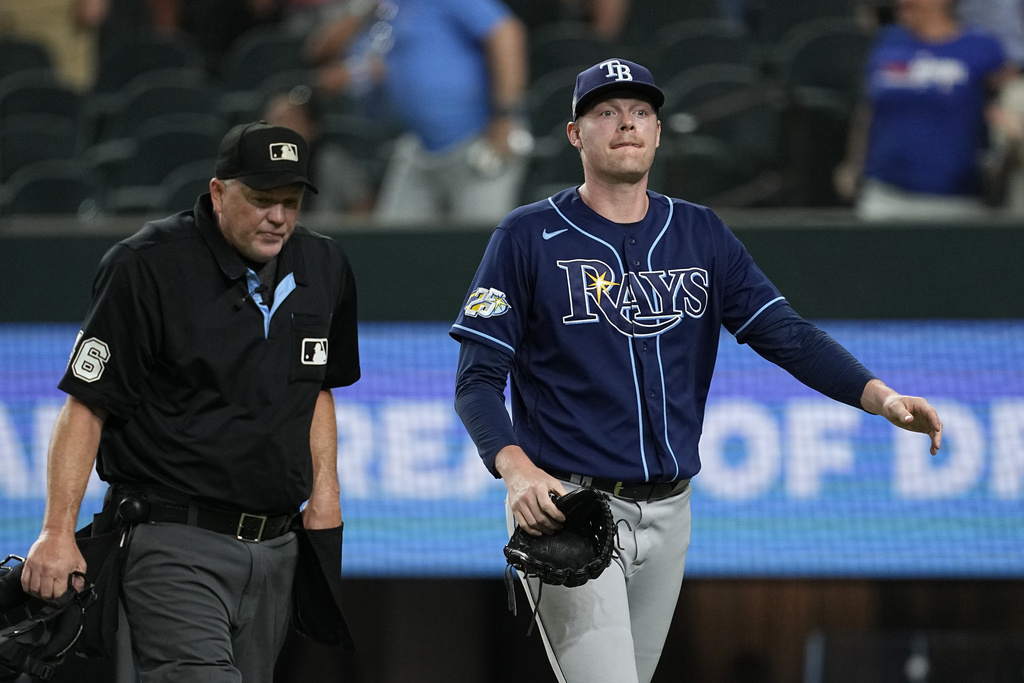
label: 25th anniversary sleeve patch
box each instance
[464,287,510,318]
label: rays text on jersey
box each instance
[558,259,708,336]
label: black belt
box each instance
[549,471,690,502]
[141,501,295,542]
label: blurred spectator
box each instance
[262,84,375,215]
[834,0,1018,221]
[569,0,633,39]
[306,0,531,225]
[988,74,1024,212]
[279,0,362,37]
[74,0,159,67]
[958,0,1024,69]
[151,0,285,75]
[75,0,286,77]
[502,0,632,39]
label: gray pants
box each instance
[374,132,527,225]
[121,522,299,683]
[508,483,693,683]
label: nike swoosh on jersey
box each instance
[542,228,568,240]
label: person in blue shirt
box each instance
[306,0,531,224]
[958,0,1024,69]
[836,0,1018,220]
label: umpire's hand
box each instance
[496,445,567,536]
[22,530,86,601]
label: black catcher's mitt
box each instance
[504,486,615,587]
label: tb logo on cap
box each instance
[269,142,299,162]
[599,59,633,83]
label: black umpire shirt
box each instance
[58,194,360,513]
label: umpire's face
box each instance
[568,93,661,186]
[211,178,304,263]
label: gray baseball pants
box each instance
[507,483,692,683]
[121,522,298,682]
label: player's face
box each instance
[210,179,304,263]
[569,94,660,185]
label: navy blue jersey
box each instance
[450,188,786,483]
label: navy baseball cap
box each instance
[571,58,665,121]
[215,121,318,194]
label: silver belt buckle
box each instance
[237,513,268,542]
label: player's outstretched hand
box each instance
[495,445,567,536]
[863,379,943,455]
[881,394,943,455]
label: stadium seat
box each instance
[1,159,103,216]
[92,35,206,94]
[218,25,308,93]
[528,22,614,82]
[621,0,724,55]
[0,118,79,183]
[661,64,788,179]
[0,36,53,81]
[751,0,857,44]
[219,69,317,126]
[97,68,217,141]
[157,159,216,214]
[651,20,762,82]
[651,134,742,206]
[321,113,399,188]
[518,121,584,204]
[0,70,82,129]
[770,18,873,107]
[782,89,852,206]
[102,115,226,214]
[525,66,581,139]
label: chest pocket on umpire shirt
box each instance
[290,313,331,383]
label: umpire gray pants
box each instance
[121,522,298,682]
[508,483,692,683]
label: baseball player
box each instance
[451,58,943,683]
[21,122,359,681]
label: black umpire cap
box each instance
[571,58,665,121]
[215,121,319,194]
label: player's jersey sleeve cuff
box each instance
[450,325,516,356]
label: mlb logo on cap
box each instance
[215,121,319,193]
[270,143,299,162]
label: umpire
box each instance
[20,121,360,681]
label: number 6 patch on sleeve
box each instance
[70,334,111,383]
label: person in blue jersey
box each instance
[451,58,944,683]
[836,0,1018,220]
[306,0,531,224]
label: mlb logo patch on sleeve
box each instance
[301,338,328,365]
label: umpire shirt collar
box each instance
[193,194,308,287]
